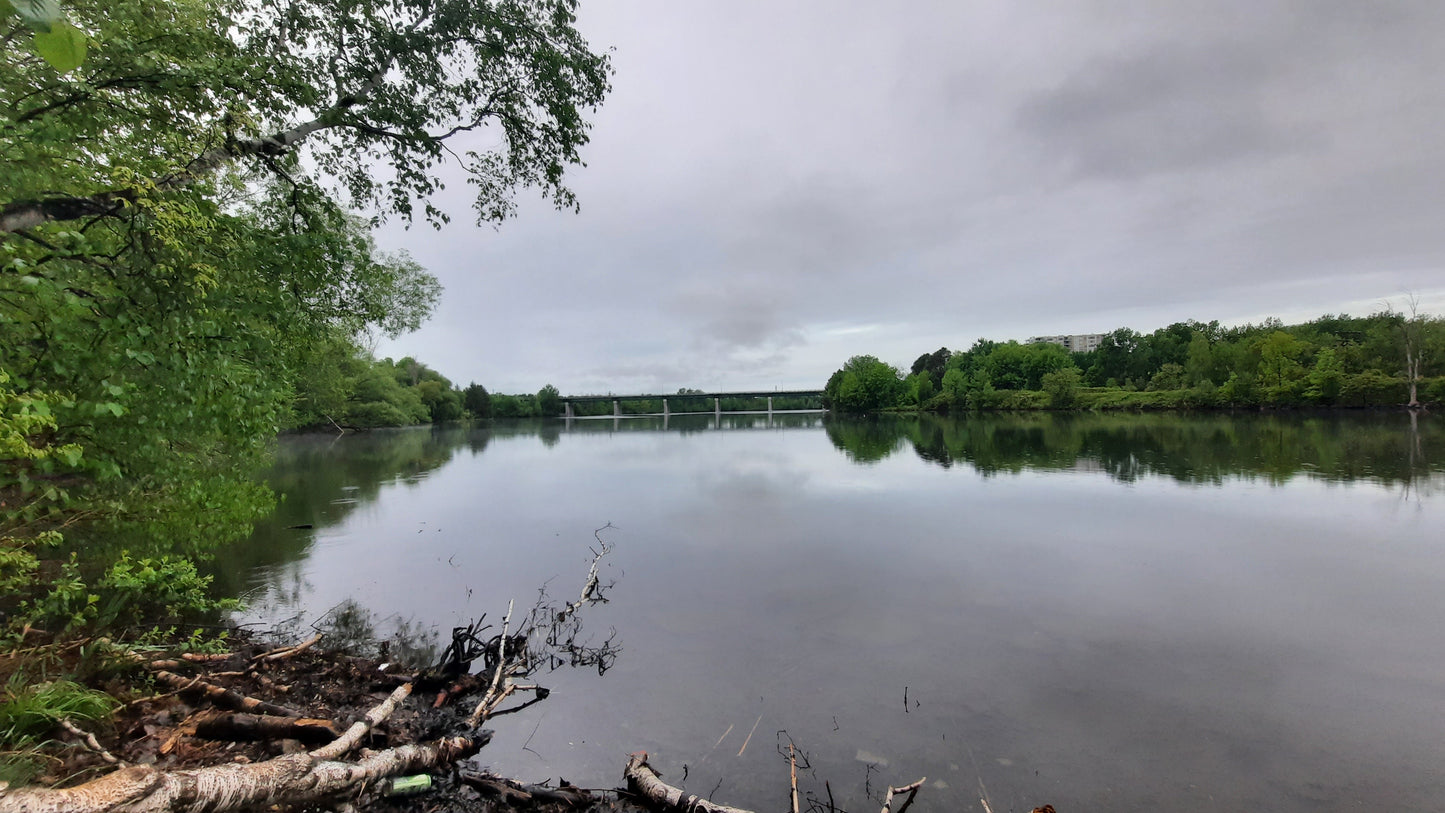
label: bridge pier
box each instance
[768,396,774,415]
[663,398,670,419]
[613,399,620,417]
[714,397,721,419]
[564,401,574,419]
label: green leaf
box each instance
[34,19,86,74]
[9,0,59,32]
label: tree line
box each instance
[287,337,566,429]
[824,309,1445,413]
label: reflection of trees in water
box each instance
[206,426,471,597]
[825,412,1444,488]
[823,417,907,463]
[307,599,442,669]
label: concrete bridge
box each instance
[561,389,824,419]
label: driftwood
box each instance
[555,542,611,626]
[0,682,478,813]
[191,712,340,745]
[623,753,756,813]
[459,771,593,808]
[0,737,480,813]
[151,671,300,718]
[878,778,925,813]
[250,633,323,665]
[466,601,521,728]
[311,683,411,761]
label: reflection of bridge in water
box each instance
[560,390,825,420]
[559,410,826,433]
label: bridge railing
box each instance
[560,391,825,419]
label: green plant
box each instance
[0,677,117,750]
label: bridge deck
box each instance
[562,390,822,404]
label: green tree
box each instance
[1041,367,1082,408]
[536,384,563,418]
[463,383,492,419]
[2,0,612,234]
[1185,332,1217,386]
[1305,348,1344,404]
[1147,363,1186,392]
[824,356,906,414]
[1255,331,1306,402]
[905,372,935,407]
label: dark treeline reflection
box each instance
[826,411,1443,486]
[206,425,474,597]
[208,414,828,595]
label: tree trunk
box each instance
[0,737,480,813]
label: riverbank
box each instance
[879,384,1440,413]
[0,627,647,813]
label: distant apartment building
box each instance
[1028,333,1106,353]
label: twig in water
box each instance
[736,713,763,757]
[788,743,800,813]
[466,598,516,728]
[967,744,995,813]
[701,722,734,764]
[521,714,545,760]
[879,778,925,813]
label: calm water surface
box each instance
[218,412,1445,812]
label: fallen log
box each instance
[623,752,756,813]
[192,712,341,745]
[459,771,593,808]
[0,736,481,813]
[151,671,301,718]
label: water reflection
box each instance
[826,412,1443,487]
[218,412,1445,813]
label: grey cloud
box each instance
[1014,44,1291,181]
[374,1,1445,393]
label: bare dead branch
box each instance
[879,778,925,813]
[309,682,411,761]
[624,752,756,813]
[59,719,125,767]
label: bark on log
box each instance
[0,737,481,813]
[624,753,756,813]
[191,713,341,746]
[459,772,592,808]
[151,671,300,718]
[310,683,410,761]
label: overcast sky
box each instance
[374,0,1445,395]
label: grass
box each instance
[0,676,119,750]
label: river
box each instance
[214,411,1445,812]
